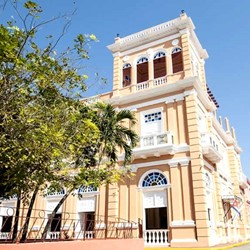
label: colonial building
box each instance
[1,12,250,248]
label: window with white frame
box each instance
[141,108,163,136]
[78,185,97,194]
[46,187,65,197]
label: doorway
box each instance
[145,207,168,229]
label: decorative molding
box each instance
[108,76,214,113]
[122,80,198,111]
[203,160,215,173]
[172,39,179,46]
[112,52,120,57]
[179,28,190,36]
[138,184,171,192]
[107,17,195,54]
[165,93,184,104]
[117,33,181,57]
[130,157,190,172]
[171,220,196,228]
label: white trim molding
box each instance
[130,157,190,172]
[171,220,196,228]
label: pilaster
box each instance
[112,54,121,97]
[166,54,173,82]
[185,93,210,245]
[180,30,193,78]
[148,58,154,82]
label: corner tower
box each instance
[107,12,209,98]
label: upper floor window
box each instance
[142,172,168,187]
[141,109,163,136]
[47,187,65,197]
[205,173,212,189]
[171,47,183,73]
[137,57,148,83]
[78,185,97,194]
[122,63,131,87]
[144,112,162,123]
[153,52,166,78]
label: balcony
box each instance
[133,132,175,159]
[136,77,167,91]
[201,133,223,163]
[239,172,248,189]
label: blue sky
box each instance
[1,0,250,177]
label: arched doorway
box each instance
[139,170,170,246]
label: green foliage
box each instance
[0,0,100,201]
[0,0,138,205]
[92,102,139,167]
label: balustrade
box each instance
[153,76,167,86]
[140,132,172,148]
[144,229,169,246]
[136,81,149,91]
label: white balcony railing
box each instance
[144,229,169,246]
[0,232,10,239]
[136,81,149,91]
[135,77,167,92]
[48,231,60,239]
[140,132,173,148]
[201,133,222,163]
[132,132,174,159]
[153,76,167,86]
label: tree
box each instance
[0,0,100,242]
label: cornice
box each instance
[212,116,242,152]
[190,29,209,60]
[107,16,195,54]
[108,76,215,114]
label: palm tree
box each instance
[93,102,139,238]
[93,102,139,167]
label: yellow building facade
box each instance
[1,13,250,248]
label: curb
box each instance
[144,240,250,250]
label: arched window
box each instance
[122,63,131,87]
[78,185,97,194]
[137,57,148,83]
[171,47,183,73]
[153,52,166,78]
[142,172,167,187]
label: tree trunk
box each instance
[41,190,72,241]
[104,183,109,239]
[12,196,21,242]
[20,188,39,243]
